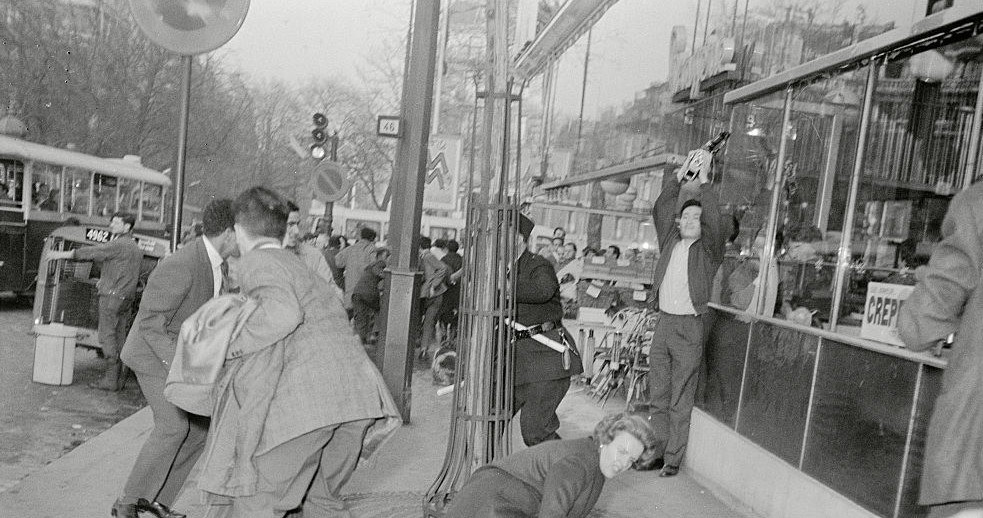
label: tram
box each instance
[329,206,466,243]
[0,134,171,295]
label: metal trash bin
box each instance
[33,323,77,385]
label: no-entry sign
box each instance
[310,160,351,203]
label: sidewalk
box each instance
[0,363,746,518]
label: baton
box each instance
[506,318,573,371]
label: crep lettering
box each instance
[866,295,905,327]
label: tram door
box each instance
[0,221,26,292]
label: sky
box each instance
[217,0,924,118]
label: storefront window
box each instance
[834,39,983,331]
[66,170,91,216]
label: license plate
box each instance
[84,227,111,243]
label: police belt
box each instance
[512,321,562,341]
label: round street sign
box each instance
[129,0,250,56]
[310,160,352,203]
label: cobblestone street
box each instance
[0,295,144,494]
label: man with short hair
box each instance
[200,186,399,517]
[418,235,448,357]
[335,226,379,321]
[48,212,143,390]
[284,201,334,287]
[646,155,726,477]
[110,199,238,518]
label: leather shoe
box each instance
[659,465,680,477]
[111,499,138,518]
[135,499,187,518]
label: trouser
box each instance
[513,377,570,446]
[444,467,540,518]
[204,419,373,518]
[647,312,705,467]
[98,294,132,360]
[351,293,379,345]
[420,294,443,353]
[122,372,208,506]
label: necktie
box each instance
[220,261,232,295]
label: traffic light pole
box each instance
[323,133,339,235]
[379,0,441,423]
[169,56,192,251]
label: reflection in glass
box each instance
[697,309,751,427]
[737,323,818,466]
[803,340,918,517]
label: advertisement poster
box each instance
[860,282,915,347]
[425,135,461,211]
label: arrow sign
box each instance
[426,153,448,189]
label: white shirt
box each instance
[430,246,447,261]
[659,240,697,315]
[202,235,224,298]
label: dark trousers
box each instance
[513,377,570,446]
[647,312,705,467]
[444,467,540,518]
[351,293,379,344]
[123,372,208,506]
[97,294,132,360]
[420,294,443,353]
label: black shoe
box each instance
[637,456,665,471]
[135,499,187,518]
[659,465,680,477]
[111,499,138,518]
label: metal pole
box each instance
[755,87,792,316]
[692,0,701,55]
[380,0,441,423]
[325,133,339,235]
[829,62,878,331]
[169,56,192,252]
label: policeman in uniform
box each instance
[511,214,583,446]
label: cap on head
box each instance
[519,214,535,241]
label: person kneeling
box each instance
[444,412,659,518]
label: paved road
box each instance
[0,295,144,493]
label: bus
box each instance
[327,206,466,244]
[0,134,171,294]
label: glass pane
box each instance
[92,174,117,218]
[118,178,140,217]
[66,170,90,216]
[697,309,751,427]
[32,163,61,211]
[803,339,919,517]
[141,184,163,221]
[0,159,25,209]
[736,322,818,466]
[897,365,942,518]
[835,37,982,333]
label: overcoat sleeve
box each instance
[227,258,304,358]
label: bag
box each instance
[164,294,258,415]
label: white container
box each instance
[33,323,78,385]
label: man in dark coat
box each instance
[352,247,390,366]
[899,181,983,518]
[438,239,463,329]
[112,199,238,518]
[512,214,583,446]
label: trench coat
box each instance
[898,181,983,506]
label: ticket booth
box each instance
[31,225,168,362]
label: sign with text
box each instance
[377,115,401,138]
[861,282,915,347]
[424,135,461,211]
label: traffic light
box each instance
[311,112,328,160]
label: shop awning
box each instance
[513,0,620,80]
[724,4,983,105]
[540,153,684,192]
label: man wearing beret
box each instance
[511,214,583,446]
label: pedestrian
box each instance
[352,247,391,364]
[335,226,378,321]
[444,412,658,518]
[322,234,347,291]
[199,186,400,518]
[48,212,143,390]
[645,149,726,476]
[438,239,463,335]
[511,214,583,446]
[418,235,448,359]
[284,201,334,287]
[899,181,983,518]
[110,199,238,518]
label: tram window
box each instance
[429,226,457,240]
[0,159,25,207]
[93,174,117,217]
[33,163,62,211]
[66,170,91,215]
[118,178,140,215]
[141,183,163,222]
